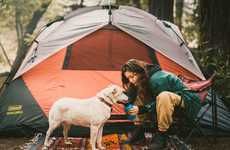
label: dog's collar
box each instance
[98,97,113,108]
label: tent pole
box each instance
[211,86,217,141]
[162,22,185,47]
[108,0,112,24]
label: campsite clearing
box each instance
[0,135,229,150]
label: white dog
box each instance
[43,84,128,150]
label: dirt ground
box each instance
[189,137,230,150]
[0,137,29,150]
[0,137,229,150]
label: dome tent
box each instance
[0,6,229,136]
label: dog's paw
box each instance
[98,146,106,150]
[41,146,49,150]
[64,140,73,145]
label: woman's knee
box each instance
[156,91,171,102]
[157,91,183,108]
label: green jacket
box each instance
[138,68,201,120]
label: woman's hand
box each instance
[128,105,139,115]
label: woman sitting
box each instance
[121,59,201,149]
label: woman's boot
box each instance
[123,126,145,144]
[149,131,167,149]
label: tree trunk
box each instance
[0,41,11,67]
[149,0,174,22]
[175,0,183,29]
[15,2,23,52]
[25,1,52,37]
[198,0,230,104]
[80,0,84,7]
[132,0,141,8]
[70,0,84,10]
[199,0,230,51]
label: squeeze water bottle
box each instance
[125,103,136,121]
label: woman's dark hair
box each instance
[121,59,152,102]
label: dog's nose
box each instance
[122,91,127,94]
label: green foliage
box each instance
[116,0,131,5]
[115,0,148,10]
[182,14,199,45]
[0,0,15,30]
[180,1,230,107]
[193,0,230,107]
[0,0,44,30]
[0,0,53,43]
[23,33,36,46]
[140,0,149,11]
[193,47,230,107]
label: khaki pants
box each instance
[156,91,184,132]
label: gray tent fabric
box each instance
[112,6,204,80]
[13,6,205,80]
[156,20,185,43]
[14,9,109,79]
[199,92,230,133]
